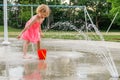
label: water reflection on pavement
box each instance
[0,38,120,80]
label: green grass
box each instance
[104,35,120,42]
[0,26,22,32]
[44,31,79,39]
[0,26,120,42]
[0,26,22,38]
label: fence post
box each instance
[2,0,10,45]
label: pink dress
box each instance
[21,16,41,44]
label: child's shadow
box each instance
[23,61,47,80]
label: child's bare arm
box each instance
[17,17,37,39]
[39,18,45,37]
[39,26,44,37]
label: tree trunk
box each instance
[96,16,99,29]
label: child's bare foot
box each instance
[23,55,32,59]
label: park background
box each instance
[0,0,120,79]
[0,0,120,42]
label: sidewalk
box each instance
[0,38,120,80]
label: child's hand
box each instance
[17,35,21,39]
[40,33,44,37]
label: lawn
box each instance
[0,26,120,42]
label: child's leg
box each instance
[23,40,31,58]
[37,41,40,50]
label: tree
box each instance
[107,0,120,26]
[69,0,111,29]
[86,0,110,29]
[0,0,3,10]
[0,0,3,25]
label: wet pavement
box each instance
[0,38,120,80]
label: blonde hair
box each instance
[36,4,50,17]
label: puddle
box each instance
[0,38,120,80]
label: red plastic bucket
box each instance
[37,49,47,60]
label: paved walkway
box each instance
[0,38,120,80]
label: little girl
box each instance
[18,4,50,59]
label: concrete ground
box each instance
[0,38,120,80]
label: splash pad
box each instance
[45,6,119,78]
[0,4,120,79]
[43,33,119,78]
